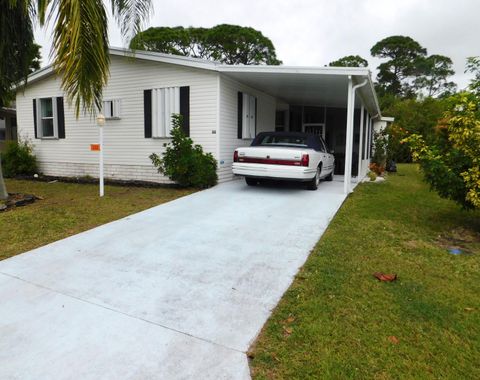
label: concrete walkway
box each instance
[0,179,350,379]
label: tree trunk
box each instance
[0,155,8,200]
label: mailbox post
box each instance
[97,113,106,197]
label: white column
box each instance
[357,105,364,181]
[99,126,104,197]
[344,76,354,194]
[364,113,369,161]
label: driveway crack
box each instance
[0,271,245,354]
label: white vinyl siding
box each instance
[151,87,180,138]
[218,75,276,182]
[16,55,218,183]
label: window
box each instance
[39,98,56,137]
[237,92,257,139]
[33,97,65,139]
[255,135,308,148]
[144,87,189,138]
[102,99,121,119]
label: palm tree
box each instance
[0,0,152,197]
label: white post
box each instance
[358,105,364,182]
[97,114,106,197]
[344,77,368,194]
[344,76,354,194]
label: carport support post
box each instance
[344,77,354,194]
[358,105,365,181]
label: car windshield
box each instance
[256,135,308,148]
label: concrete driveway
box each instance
[0,179,350,379]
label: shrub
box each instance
[370,130,388,174]
[1,138,37,177]
[150,114,218,188]
[403,92,480,209]
[367,171,377,181]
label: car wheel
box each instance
[245,177,258,186]
[307,166,321,190]
[325,171,334,181]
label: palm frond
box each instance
[111,0,152,42]
[50,0,109,116]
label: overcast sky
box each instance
[35,0,480,89]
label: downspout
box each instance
[344,77,368,194]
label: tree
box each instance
[0,0,152,197]
[403,92,480,209]
[414,54,456,97]
[2,0,152,116]
[466,56,480,95]
[0,0,41,107]
[328,55,368,68]
[371,36,427,97]
[130,24,282,65]
[383,97,448,162]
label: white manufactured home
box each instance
[16,48,390,193]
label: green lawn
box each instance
[0,179,195,261]
[250,164,480,379]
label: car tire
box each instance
[307,166,321,190]
[245,177,258,186]
[325,171,334,181]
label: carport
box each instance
[218,65,387,193]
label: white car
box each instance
[232,132,335,190]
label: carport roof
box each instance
[217,65,381,117]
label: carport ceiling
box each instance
[218,66,379,114]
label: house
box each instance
[0,106,18,152]
[16,48,390,193]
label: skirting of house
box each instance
[37,161,171,184]
[37,161,236,185]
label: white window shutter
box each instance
[151,87,181,138]
[249,95,256,138]
[102,101,110,118]
[242,93,250,138]
[114,99,121,118]
[158,88,166,137]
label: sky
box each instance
[34,0,480,89]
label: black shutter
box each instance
[144,89,152,138]
[33,99,38,139]
[56,97,65,138]
[237,92,243,139]
[179,86,190,136]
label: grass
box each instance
[250,164,480,379]
[0,179,195,261]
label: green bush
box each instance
[1,138,37,177]
[403,92,480,209]
[371,129,388,170]
[150,114,218,188]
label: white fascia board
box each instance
[366,73,382,119]
[15,65,55,89]
[217,64,370,77]
[109,47,219,71]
